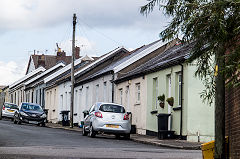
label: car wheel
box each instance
[89,125,96,138]
[41,122,46,127]
[17,119,21,125]
[13,117,17,124]
[115,134,121,139]
[124,133,130,140]
[82,125,88,136]
[17,116,21,125]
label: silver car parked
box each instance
[82,102,131,139]
[1,102,18,119]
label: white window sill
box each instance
[173,105,182,111]
[134,102,141,106]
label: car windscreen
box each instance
[4,103,18,109]
[99,104,125,113]
[21,104,43,112]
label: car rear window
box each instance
[99,104,125,113]
[4,103,18,109]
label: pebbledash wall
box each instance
[45,85,60,123]
[115,77,147,135]
[74,74,113,124]
[225,84,240,159]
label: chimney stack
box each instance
[38,54,45,68]
[56,50,66,62]
[75,46,80,59]
[57,50,66,57]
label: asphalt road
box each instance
[0,119,202,159]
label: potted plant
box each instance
[166,97,174,106]
[157,94,165,108]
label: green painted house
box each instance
[116,42,214,142]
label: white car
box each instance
[1,102,18,119]
[82,102,131,139]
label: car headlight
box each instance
[41,114,46,118]
[20,112,28,116]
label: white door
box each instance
[168,75,172,131]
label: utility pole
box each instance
[70,13,77,128]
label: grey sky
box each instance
[0,0,169,85]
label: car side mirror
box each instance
[127,112,132,115]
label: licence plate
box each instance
[106,125,119,128]
[29,121,38,124]
[7,110,14,112]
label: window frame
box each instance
[178,73,182,106]
[153,77,158,109]
[119,88,123,105]
[135,83,141,104]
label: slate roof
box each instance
[115,43,194,83]
[76,40,161,83]
[31,55,72,70]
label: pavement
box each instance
[46,122,202,150]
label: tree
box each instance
[140,1,240,158]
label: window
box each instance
[79,89,82,107]
[99,104,125,113]
[60,95,63,110]
[125,86,130,110]
[21,90,23,103]
[11,94,13,103]
[119,89,123,105]
[42,90,45,107]
[153,78,158,109]
[47,92,49,106]
[31,92,33,103]
[135,83,141,104]
[18,91,20,105]
[50,91,52,106]
[96,84,99,102]
[36,90,38,104]
[39,89,42,105]
[86,87,89,107]
[65,92,67,109]
[103,82,107,102]
[178,73,182,106]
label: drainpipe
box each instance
[180,64,184,139]
[111,71,114,103]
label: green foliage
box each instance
[141,0,240,104]
[166,97,174,106]
[157,94,165,102]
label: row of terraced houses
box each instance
[4,39,216,143]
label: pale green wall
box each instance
[146,63,214,142]
[185,64,215,142]
[146,65,184,134]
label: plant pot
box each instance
[159,102,164,108]
[168,101,174,106]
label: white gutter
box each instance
[25,62,65,85]
[9,66,46,89]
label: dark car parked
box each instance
[13,102,47,126]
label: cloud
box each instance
[59,36,97,57]
[0,0,167,32]
[0,61,26,85]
